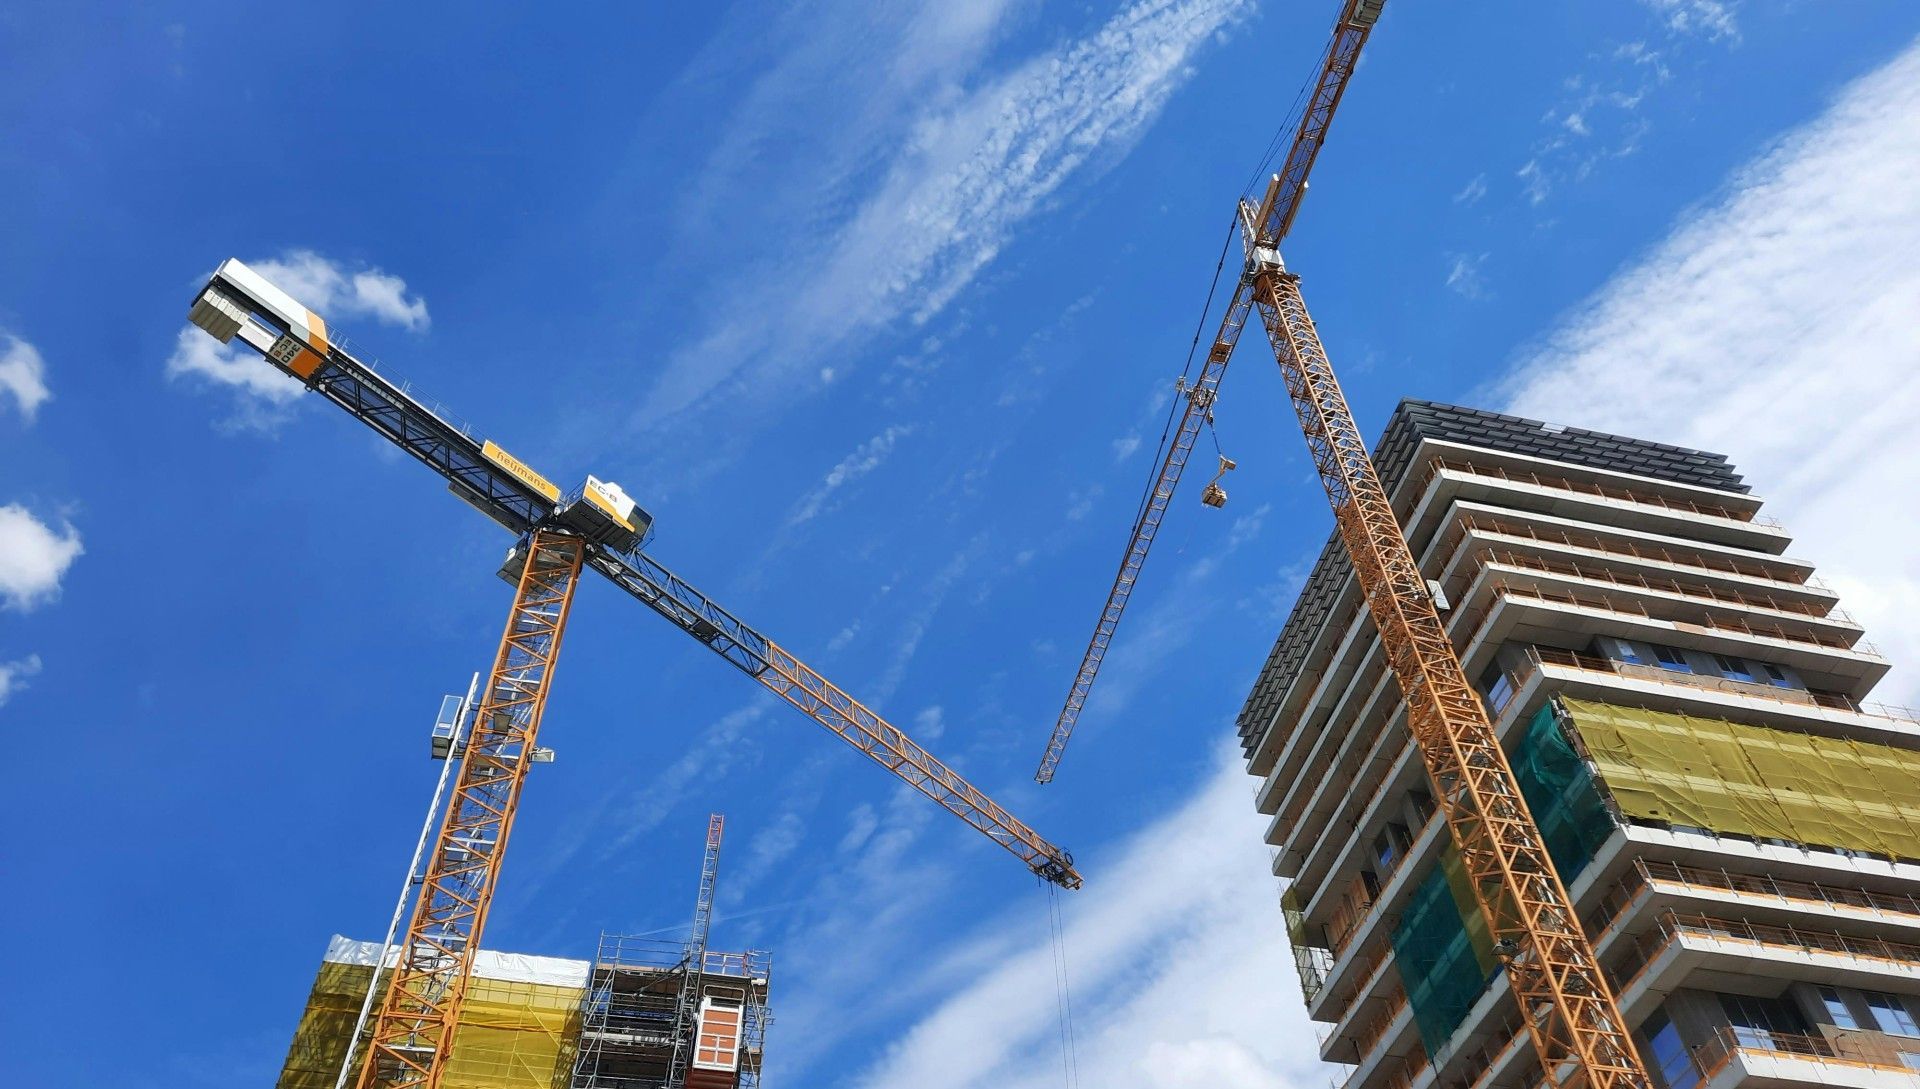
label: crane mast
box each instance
[1243,247,1648,1089]
[360,531,587,1089]
[1034,0,1381,784]
[667,814,727,1089]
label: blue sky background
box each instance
[5,2,1920,1087]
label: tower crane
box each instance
[184,259,1079,1089]
[1045,4,1656,1089]
[666,814,726,1089]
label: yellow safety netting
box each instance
[1562,697,1920,861]
[276,962,583,1089]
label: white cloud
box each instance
[829,742,1317,1089]
[638,0,1250,428]
[0,654,42,707]
[0,335,50,423]
[837,802,880,854]
[1111,434,1143,461]
[1444,251,1490,299]
[166,250,428,429]
[788,424,916,526]
[247,250,430,332]
[1501,36,1920,701]
[913,705,946,740]
[1641,0,1739,43]
[0,505,83,612]
[1453,173,1488,205]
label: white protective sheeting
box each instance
[322,935,591,989]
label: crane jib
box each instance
[186,260,1083,894]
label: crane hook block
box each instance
[1200,455,1237,509]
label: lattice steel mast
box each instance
[666,814,726,1088]
[360,531,587,1088]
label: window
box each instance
[1712,654,1754,682]
[1900,1054,1920,1073]
[1761,662,1795,688]
[1480,663,1515,713]
[1866,992,1920,1037]
[1721,993,1808,1049]
[1818,986,1859,1030]
[1652,644,1693,673]
[1605,637,1646,665]
[1373,824,1411,870]
[1639,1010,1700,1089]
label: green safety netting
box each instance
[1393,704,1612,1057]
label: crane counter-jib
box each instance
[185,258,1081,890]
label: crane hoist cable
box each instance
[1045,882,1082,1089]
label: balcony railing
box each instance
[1515,645,1919,726]
[1610,911,1920,996]
[1453,512,1824,590]
[1428,457,1775,526]
[1685,1024,1920,1084]
[1487,580,1874,654]
[1473,547,1853,624]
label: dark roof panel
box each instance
[1235,400,1745,756]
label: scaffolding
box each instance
[569,934,772,1089]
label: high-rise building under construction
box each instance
[1245,400,1920,1089]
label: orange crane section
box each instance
[1244,248,1648,1089]
[361,531,586,1089]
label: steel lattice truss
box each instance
[1250,263,1648,1089]
[359,532,587,1089]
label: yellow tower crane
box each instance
[186,260,1079,1089]
[1042,4,1655,1089]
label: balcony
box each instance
[1683,1026,1920,1089]
[1610,912,1920,999]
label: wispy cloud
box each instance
[1444,251,1491,299]
[826,741,1314,1089]
[1514,4,1741,208]
[1640,0,1740,43]
[1502,35,1920,699]
[0,334,50,423]
[1453,173,1488,206]
[166,250,429,431]
[0,504,83,612]
[787,424,916,527]
[634,0,1251,462]
[0,653,42,707]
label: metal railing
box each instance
[1453,512,1824,589]
[1429,457,1776,526]
[1609,910,1920,995]
[1518,645,1919,725]
[1473,547,1854,624]
[1488,581,1874,654]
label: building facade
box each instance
[1242,401,1919,1089]
[277,934,770,1089]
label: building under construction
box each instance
[277,816,770,1089]
[1247,401,1920,1089]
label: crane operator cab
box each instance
[556,475,650,552]
[496,476,651,585]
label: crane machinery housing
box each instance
[187,259,1079,1089]
[1039,4,1655,1089]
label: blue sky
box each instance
[5,2,1920,1087]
